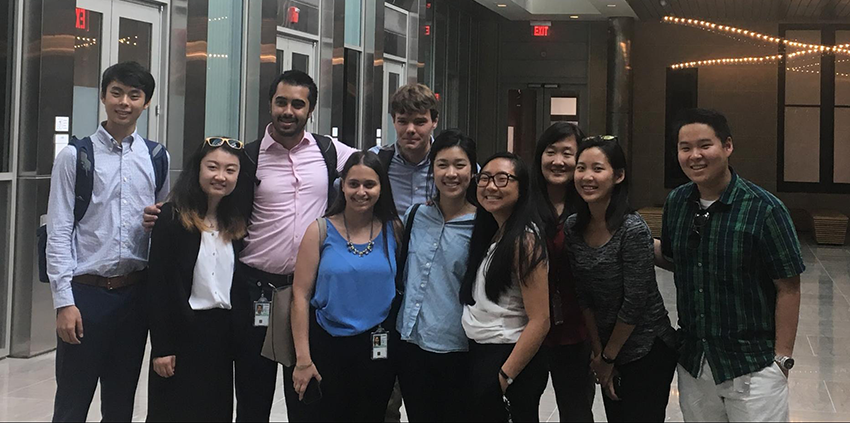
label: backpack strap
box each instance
[395,203,421,294]
[144,138,168,196]
[312,133,339,210]
[69,136,95,224]
[377,145,395,173]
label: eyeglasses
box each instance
[688,208,711,249]
[582,135,619,143]
[475,172,518,188]
[205,137,244,150]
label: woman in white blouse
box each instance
[147,137,247,422]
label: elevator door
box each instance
[277,36,318,133]
[381,60,405,147]
[72,0,163,142]
[504,85,584,160]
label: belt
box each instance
[72,270,146,290]
[238,262,294,288]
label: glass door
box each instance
[505,85,583,160]
[73,0,163,141]
[276,36,318,132]
[381,60,405,147]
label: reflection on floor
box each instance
[1,238,849,422]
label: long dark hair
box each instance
[572,137,634,234]
[169,139,247,242]
[461,152,547,305]
[428,128,478,205]
[326,151,402,262]
[532,122,585,239]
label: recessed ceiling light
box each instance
[497,3,507,7]
[570,15,580,19]
[608,4,617,7]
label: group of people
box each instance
[45,60,805,423]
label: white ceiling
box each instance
[474,0,639,20]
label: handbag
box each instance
[261,218,328,367]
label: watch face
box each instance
[784,358,795,369]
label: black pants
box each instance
[147,309,235,421]
[232,264,287,422]
[307,319,396,422]
[52,282,148,422]
[602,337,678,422]
[466,342,549,423]
[543,342,595,422]
[396,340,468,422]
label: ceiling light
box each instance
[608,4,617,7]
[570,15,579,19]
[497,3,507,7]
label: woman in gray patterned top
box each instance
[565,136,677,422]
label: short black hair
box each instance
[100,61,156,105]
[268,70,318,111]
[673,108,732,143]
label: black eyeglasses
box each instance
[688,209,711,249]
[205,137,244,150]
[475,172,518,188]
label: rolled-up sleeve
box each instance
[617,220,656,325]
[46,146,78,309]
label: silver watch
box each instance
[775,355,795,370]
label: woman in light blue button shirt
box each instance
[395,129,478,422]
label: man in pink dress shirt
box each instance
[144,70,356,421]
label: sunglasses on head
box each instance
[205,137,244,150]
[582,135,619,143]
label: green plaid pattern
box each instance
[661,170,805,384]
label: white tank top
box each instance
[461,242,528,344]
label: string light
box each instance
[662,16,850,55]
[208,53,229,59]
[670,55,784,69]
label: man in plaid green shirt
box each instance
[655,109,805,422]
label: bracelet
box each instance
[499,368,514,385]
[295,362,313,371]
[601,352,616,364]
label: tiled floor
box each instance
[1,238,849,422]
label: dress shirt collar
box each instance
[392,135,434,167]
[260,124,315,153]
[687,167,742,211]
[95,122,140,151]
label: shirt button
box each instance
[700,313,705,318]
[420,283,425,288]
[425,263,431,268]
[122,200,127,205]
[698,262,703,267]
[415,302,421,307]
[699,289,704,293]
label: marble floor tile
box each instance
[788,379,836,413]
[825,381,850,413]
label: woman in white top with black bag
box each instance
[461,152,550,422]
[147,137,246,421]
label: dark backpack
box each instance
[37,136,169,283]
[238,133,339,223]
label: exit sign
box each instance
[533,25,550,36]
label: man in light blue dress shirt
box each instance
[46,62,170,422]
[369,83,439,216]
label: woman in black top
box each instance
[565,136,676,422]
[147,137,246,421]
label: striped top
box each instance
[661,170,805,384]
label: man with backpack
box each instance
[144,70,356,422]
[46,61,169,422]
[370,83,440,217]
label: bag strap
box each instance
[395,203,421,295]
[312,134,338,211]
[144,138,168,196]
[316,217,328,246]
[377,145,394,173]
[69,136,95,224]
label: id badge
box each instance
[254,295,270,327]
[371,328,388,360]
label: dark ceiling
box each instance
[626,0,850,20]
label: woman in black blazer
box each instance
[147,137,247,422]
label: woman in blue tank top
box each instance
[290,151,402,422]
